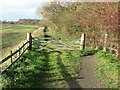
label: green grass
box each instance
[95,50,119,88]
[2,25,11,28]
[50,30,62,39]
[49,28,81,48]
[2,28,82,88]
[1,24,39,48]
[47,28,119,88]
[78,47,119,88]
[2,48,82,88]
[3,26,119,88]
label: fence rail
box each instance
[1,28,119,74]
[0,41,29,64]
[1,31,84,74]
[0,33,31,73]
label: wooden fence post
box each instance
[23,43,24,52]
[10,51,13,63]
[18,47,20,57]
[80,33,85,50]
[103,34,108,51]
[27,33,32,50]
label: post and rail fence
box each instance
[0,32,86,74]
[0,29,119,74]
[0,33,32,74]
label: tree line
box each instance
[1,19,40,25]
[37,2,119,50]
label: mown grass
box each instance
[1,24,38,48]
[95,51,119,88]
[2,48,81,88]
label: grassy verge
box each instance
[95,50,119,88]
[79,47,119,88]
[1,24,39,48]
[2,48,82,88]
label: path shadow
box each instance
[36,28,82,88]
[56,51,82,88]
[43,26,52,41]
[44,50,82,89]
[34,48,83,89]
[82,50,98,56]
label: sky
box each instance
[0,0,53,21]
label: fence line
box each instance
[1,31,85,74]
[2,28,119,74]
[0,33,31,74]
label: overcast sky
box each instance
[0,0,118,21]
[0,0,53,21]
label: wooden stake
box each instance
[103,34,108,51]
[80,33,85,50]
[10,51,13,63]
[23,43,24,52]
[27,33,32,50]
[17,47,20,57]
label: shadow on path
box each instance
[55,50,82,88]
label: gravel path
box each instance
[75,55,105,88]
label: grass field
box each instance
[1,24,39,48]
[1,30,82,88]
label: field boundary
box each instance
[0,40,29,73]
[0,30,85,73]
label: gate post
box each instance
[80,33,85,50]
[103,34,108,52]
[27,33,32,50]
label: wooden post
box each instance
[18,47,20,57]
[80,33,85,50]
[27,33,32,50]
[10,51,13,63]
[109,44,112,53]
[22,43,24,52]
[103,34,108,52]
